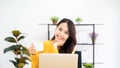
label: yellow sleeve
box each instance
[30,52,40,68]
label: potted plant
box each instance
[83,63,93,68]
[75,17,83,24]
[50,16,59,24]
[89,32,99,44]
[3,30,30,68]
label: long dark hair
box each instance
[52,18,76,53]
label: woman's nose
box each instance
[59,31,64,36]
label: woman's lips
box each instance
[56,35,62,41]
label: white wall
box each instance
[0,0,119,68]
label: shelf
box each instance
[77,43,93,45]
[77,43,104,45]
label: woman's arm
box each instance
[28,43,43,68]
[28,43,44,54]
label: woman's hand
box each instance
[53,41,64,49]
[28,44,36,55]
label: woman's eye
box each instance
[59,28,62,31]
[65,31,69,35]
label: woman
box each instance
[29,18,76,68]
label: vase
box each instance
[91,38,96,44]
[52,21,57,24]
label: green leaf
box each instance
[83,63,93,68]
[75,17,83,23]
[3,45,18,53]
[18,36,25,41]
[4,37,16,43]
[9,60,17,67]
[18,63,25,67]
[50,16,59,21]
[20,46,30,56]
[15,57,20,63]
[12,30,21,37]
[20,57,31,63]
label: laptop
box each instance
[39,53,78,68]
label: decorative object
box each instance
[89,32,98,44]
[75,17,83,24]
[50,16,59,24]
[83,63,93,68]
[3,30,30,68]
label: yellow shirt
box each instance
[30,40,75,68]
[30,40,58,68]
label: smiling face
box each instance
[54,22,69,46]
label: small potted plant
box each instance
[50,16,59,24]
[75,17,83,24]
[3,30,30,68]
[89,32,99,44]
[83,63,93,68]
